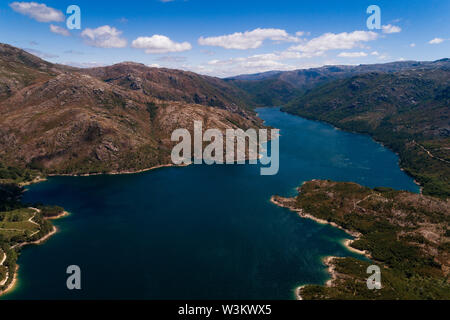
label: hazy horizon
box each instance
[1,0,449,77]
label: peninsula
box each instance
[272,180,450,299]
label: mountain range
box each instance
[282,60,450,197]
[0,44,262,175]
[0,43,448,198]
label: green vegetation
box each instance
[146,101,158,121]
[1,42,448,299]
[0,208,53,244]
[301,257,450,300]
[0,162,40,185]
[38,205,65,218]
[0,166,63,295]
[283,68,450,198]
[275,180,450,300]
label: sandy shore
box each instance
[0,265,18,296]
[295,256,343,301]
[47,163,186,178]
[45,211,70,220]
[19,176,47,187]
[12,226,57,250]
[270,196,362,239]
[13,164,183,188]
[295,285,305,300]
[271,195,373,300]
[0,249,5,266]
[0,250,6,287]
[414,179,424,194]
[271,194,372,257]
[342,239,369,257]
[323,256,339,287]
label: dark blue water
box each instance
[4,108,419,300]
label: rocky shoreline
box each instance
[270,192,371,300]
[0,209,68,297]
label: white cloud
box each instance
[50,24,70,36]
[409,43,416,48]
[289,31,378,56]
[370,51,380,56]
[192,50,320,77]
[338,51,368,58]
[381,24,402,34]
[190,30,383,77]
[81,26,127,48]
[198,28,299,50]
[429,38,445,44]
[10,2,64,23]
[200,57,292,77]
[132,35,192,54]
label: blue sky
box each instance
[0,0,449,77]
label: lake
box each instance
[4,108,419,299]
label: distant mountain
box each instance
[226,60,450,107]
[225,77,301,108]
[282,62,450,197]
[0,44,263,175]
[228,70,283,81]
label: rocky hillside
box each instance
[282,63,450,198]
[0,44,263,176]
[84,62,255,114]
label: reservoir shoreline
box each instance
[0,209,69,297]
[270,194,372,300]
[5,108,420,299]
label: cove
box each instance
[3,108,419,300]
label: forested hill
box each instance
[0,41,448,197]
[282,62,450,198]
[225,59,450,107]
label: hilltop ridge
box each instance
[0,43,262,176]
